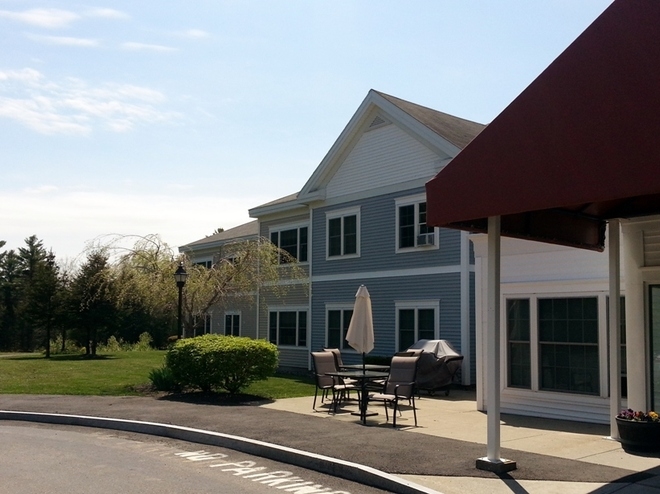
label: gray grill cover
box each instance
[408,339,464,391]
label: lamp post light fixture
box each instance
[174,262,188,339]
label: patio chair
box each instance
[369,355,420,427]
[395,350,423,398]
[323,348,357,385]
[311,351,358,413]
[323,347,346,368]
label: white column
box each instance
[474,254,486,410]
[621,224,647,411]
[608,219,621,439]
[476,217,515,472]
[486,215,501,461]
[460,230,471,386]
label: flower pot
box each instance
[616,417,660,452]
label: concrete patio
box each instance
[262,388,660,493]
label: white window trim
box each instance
[268,306,308,348]
[224,310,241,337]
[325,303,355,350]
[194,259,213,269]
[394,299,440,351]
[193,312,212,336]
[325,206,361,260]
[268,222,309,265]
[395,193,438,253]
[502,291,609,398]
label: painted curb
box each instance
[0,410,441,494]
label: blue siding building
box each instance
[182,90,484,385]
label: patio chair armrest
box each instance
[393,382,416,398]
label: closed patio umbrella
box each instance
[346,285,374,372]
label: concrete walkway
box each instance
[264,389,660,493]
[2,389,660,493]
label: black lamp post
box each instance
[174,262,188,339]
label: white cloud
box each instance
[0,68,43,83]
[0,8,80,28]
[26,34,99,47]
[121,42,178,53]
[0,7,128,30]
[0,68,179,135]
[176,29,210,39]
[85,8,130,20]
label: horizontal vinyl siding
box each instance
[210,297,258,338]
[501,389,611,424]
[311,273,463,359]
[326,123,448,199]
[260,285,308,309]
[277,348,309,369]
[312,188,462,277]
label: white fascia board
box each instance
[179,236,255,254]
[249,200,308,219]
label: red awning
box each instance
[426,0,660,251]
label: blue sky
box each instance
[0,1,612,262]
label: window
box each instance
[195,260,212,268]
[193,313,212,336]
[326,208,360,258]
[506,295,601,396]
[270,225,308,263]
[396,301,438,351]
[224,312,240,336]
[507,299,531,388]
[326,308,353,349]
[396,195,436,251]
[539,297,599,394]
[269,310,307,347]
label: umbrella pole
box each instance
[362,352,366,424]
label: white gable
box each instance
[325,123,449,200]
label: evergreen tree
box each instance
[16,236,50,351]
[70,250,115,356]
[0,244,21,351]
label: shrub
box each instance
[149,366,180,392]
[100,336,123,353]
[165,334,278,394]
[48,335,83,355]
[133,332,153,351]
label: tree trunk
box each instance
[60,327,66,352]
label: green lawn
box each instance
[0,351,316,399]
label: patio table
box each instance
[340,363,390,372]
[326,370,389,425]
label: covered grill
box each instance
[408,339,464,396]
